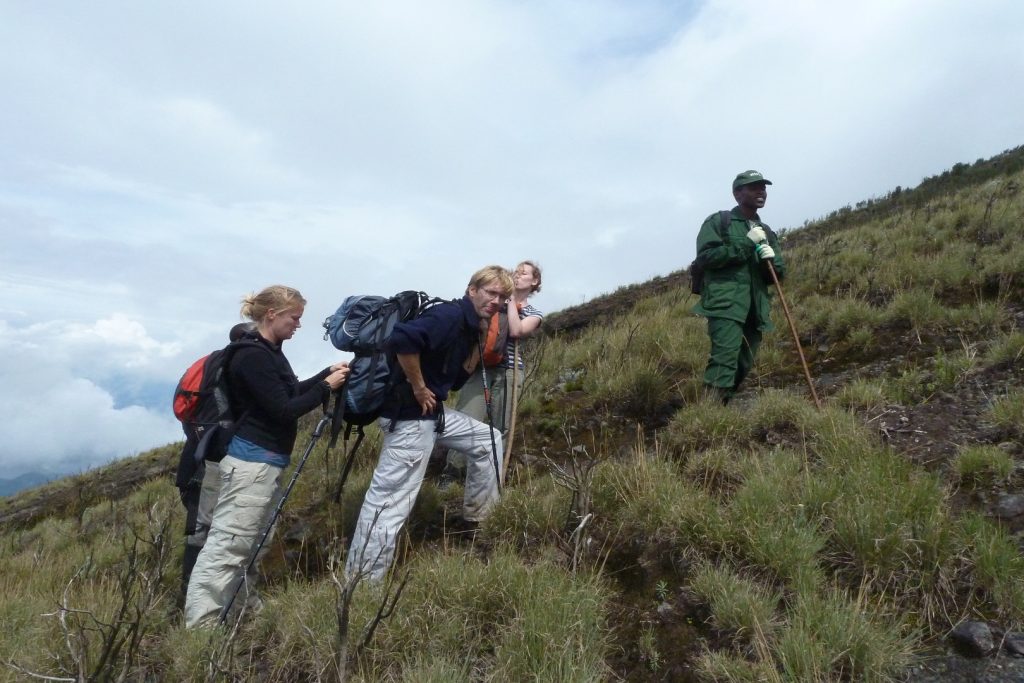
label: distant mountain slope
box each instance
[0,472,53,498]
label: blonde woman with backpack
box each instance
[185,285,348,628]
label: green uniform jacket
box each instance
[691,207,786,331]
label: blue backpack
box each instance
[322,290,447,501]
[323,291,446,424]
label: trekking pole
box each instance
[764,261,822,410]
[326,385,364,503]
[476,336,503,493]
[501,339,520,485]
[218,409,332,625]
[331,424,365,503]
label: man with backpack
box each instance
[345,265,514,581]
[692,170,786,404]
[439,260,544,488]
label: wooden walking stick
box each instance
[765,261,822,409]
[501,339,521,485]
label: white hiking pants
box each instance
[184,455,282,628]
[346,409,502,581]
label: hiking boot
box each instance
[437,464,465,492]
[244,592,265,616]
[446,514,480,538]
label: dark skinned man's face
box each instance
[734,181,768,212]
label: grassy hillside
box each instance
[2,148,1023,681]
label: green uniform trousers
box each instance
[445,365,518,474]
[702,309,762,401]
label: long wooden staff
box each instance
[501,339,521,485]
[765,261,821,409]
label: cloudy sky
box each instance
[3,1,1023,479]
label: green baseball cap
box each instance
[732,170,773,190]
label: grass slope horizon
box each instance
[2,146,1023,682]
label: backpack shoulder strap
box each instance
[220,336,271,424]
[717,210,732,242]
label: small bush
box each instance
[847,323,876,352]
[953,445,1014,486]
[695,648,780,682]
[886,290,946,333]
[825,297,884,340]
[774,590,914,681]
[932,347,978,390]
[725,450,828,591]
[983,330,1024,366]
[607,358,673,420]
[957,513,1024,622]
[987,388,1024,434]
[592,451,727,552]
[683,447,747,496]
[747,389,821,437]
[833,378,888,412]
[689,561,782,643]
[827,450,954,583]
[483,474,571,550]
[665,401,753,453]
[887,364,934,404]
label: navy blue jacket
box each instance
[227,334,332,455]
[381,296,477,421]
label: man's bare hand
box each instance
[412,385,437,415]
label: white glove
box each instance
[755,243,775,260]
[746,226,767,244]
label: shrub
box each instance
[886,290,946,333]
[664,400,753,453]
[774,590,914,681]
[983,330,1024,366]
[483,474,571,550]
[987,388,1024,434]
[833,378,888,412]
[726,452,826,592]
[932,346,978,390]
[957,513,1024,622]
[826,450,954,586]
[953,445,1014,486]
[689,561,782,643]
[886,364,934,404]
[695,648,780,682]
[592,450,726,552]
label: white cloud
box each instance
[0,320,183,477]
[1,0,1023,477]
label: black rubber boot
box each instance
[179,543,203,606]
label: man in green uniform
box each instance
[692,170,786,404]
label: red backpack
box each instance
[172,337,261,488]
[481,310,509,367]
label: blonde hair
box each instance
[240,285,307,323]
[516,260,542,293]
[466,265,513,296]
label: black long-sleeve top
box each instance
[227,334,331,456]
